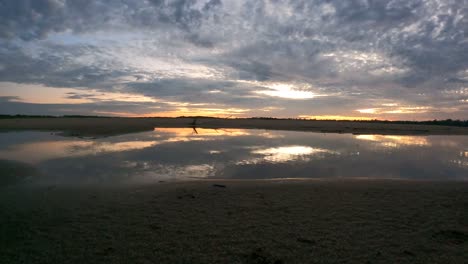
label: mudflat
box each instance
[1,117,468,136]
[1,180,467,264]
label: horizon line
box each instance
[1,114,467,123]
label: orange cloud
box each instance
[298,115,374,121]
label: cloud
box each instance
[0,96,21,102]
[0,0,467,119]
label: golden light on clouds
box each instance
[141,107,250,118]
[85,91,157,103]
[0,82,90,104]
[384,107,430,114]
[0,82,157,104]
[0,82,256,118]
[298,115,374,121]
[356,105,431,115]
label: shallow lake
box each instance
[1,128,467,185]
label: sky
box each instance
[0,0,467,120]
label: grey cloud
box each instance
[0,42,128,89]
[64,92,100,100]
[0,0,222,43]
[185,33,215,48]
[0,95,20,102]
[0,0,111,40]
[0,99,164,116]
[227,60,274,81]
[125,78,271,107]
[0,0,467,118]
[330,0,422,24]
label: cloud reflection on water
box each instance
[237,146,336,164]
[355,135,430,147]
[0,140,158,164]
[0,129,467,185]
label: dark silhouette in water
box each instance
[190,117,198,134]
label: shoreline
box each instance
[1,117,468,136]
[14,177,468,189]
[1,179,467,263]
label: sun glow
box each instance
[355,106,431,115]
[357,108,378,114]
[235,80,321,100]
[140,107,250,118]
[255,83,317,99]
[298,115,374,121]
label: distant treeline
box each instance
[1,115,467,127]
[250,117,468,127]
[365,119,468,127]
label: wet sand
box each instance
[1,117,468,136]
[1,180,467,263]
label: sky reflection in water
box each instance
[0,128,467,185]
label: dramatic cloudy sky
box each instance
[0,0,467,120]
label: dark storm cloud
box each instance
[0,0,467,118]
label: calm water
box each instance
[1,128,467,185]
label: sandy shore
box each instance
[1,180,467,263]
[1,117,468,136]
